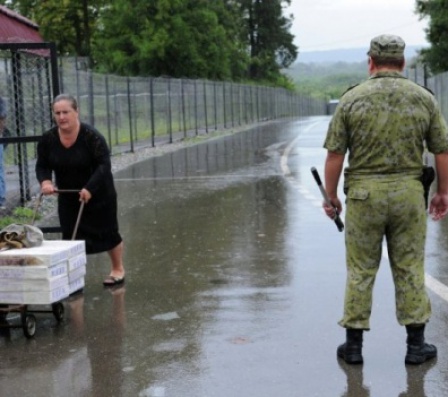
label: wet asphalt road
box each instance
[1,116,448,396]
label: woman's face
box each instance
[53,99,79,132]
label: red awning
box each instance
[0,5,43,43]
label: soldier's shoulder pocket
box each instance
[347,188,369,200]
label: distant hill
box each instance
[296,45,427,64]
[283,45,430,102]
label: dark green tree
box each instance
[92,0,248,79]
[416,0,448,73]
[238,0,297,82]
[1,0,297,86]
[1,0,104,63]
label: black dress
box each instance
[36,123,122,254]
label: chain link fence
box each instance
[1,49,326,208]
[3,46,448,211]
[56,58,326,154]
[405,64,448,130]
[426,71,448,122]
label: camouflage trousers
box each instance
[339,178,431,330]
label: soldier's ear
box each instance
[368,56,375,74]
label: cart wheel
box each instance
[22,314,37,338]
[52,302,65,322]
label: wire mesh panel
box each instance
[57,63,329,150]
[0,42,59,206]
[429,71,448,122]
[1,48,329,208]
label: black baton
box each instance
[310,167,344,232]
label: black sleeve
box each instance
[35,132,54,183]
[82,125,112,196]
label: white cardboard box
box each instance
[0,261,68,280]
[68,252,87,272]
[0,284,70,304]
[0,240,86,303]
[69,277,85,295]
[68,265,86,283]
[0,240,86,267]
[0,274,68,292]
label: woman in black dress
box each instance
[36,94,125,286]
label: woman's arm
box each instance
[82,126,112,196]
[35,134,54,184]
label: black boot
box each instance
[405,324,437,365]
[337,328,363,364]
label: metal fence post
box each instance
[203,80,208,134]
[223,82,227,129]
[150,77,155,147]
[230,83,234,128]
[58,56,64,93]
[113,79,119,145]
[181,79,187,138]
[238,84,242,126]
[194,79,198,135]
[167,77,173,143]
[127,76,134,152]
[256,86,260,122]
[213,81,218,130]
[105,74,112,150]
[49,42,60,98]
[88,70,94,126]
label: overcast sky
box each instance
[285,0,429,52]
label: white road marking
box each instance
[280,121,322,176]
[425,274,448,300]
[281,120,326,211]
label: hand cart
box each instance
[0,302,65,338]
[0,191,85,338]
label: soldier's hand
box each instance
[323,197,342,219]
[429,193,448,221]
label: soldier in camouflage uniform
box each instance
[322,34,448,365]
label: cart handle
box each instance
[71,200,85,240]
[54,189,80,194]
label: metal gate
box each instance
[0,42,59,205]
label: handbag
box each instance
[0,224,44,250]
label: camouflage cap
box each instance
[367,34,405,60]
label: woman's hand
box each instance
[41,180,55,195]
[79,188,92,203]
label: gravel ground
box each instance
[111,127,243,172]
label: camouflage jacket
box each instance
[324,71,448,184]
